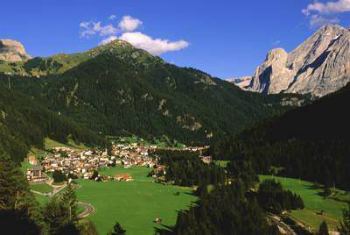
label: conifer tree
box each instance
[318,221,329,235]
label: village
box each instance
[26,142,212,184]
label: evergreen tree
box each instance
[110,222,126,235]
[43,196,71,235]
[77,220,99,235]
[61,183,78,222]
[53,170,66,183]
[0,209,41,235]
[339,203,350,235]
[318,221,329,235]
[0,152,42,234]
[0,153,29,210]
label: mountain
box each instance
[247,24,350,97]
[0,39,30,62]
[0,40,287,145]
[211,83,350,189]
[0,84,105,163]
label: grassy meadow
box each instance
[260,175,350,231]
[30,183,53,193]
[75,166,196,235]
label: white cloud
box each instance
[302,0,349,28]
[99,36,118,45]
[119,32,189,55]
[80,21,117,38]
[309,14,340,27]
[82,15,189,55]
[303,0,350,15]
[118,16,143,32]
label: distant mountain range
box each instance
[231,24,350,97]
[0,40,286,146]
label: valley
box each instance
[23,139,198,235]
[1,6,350,234]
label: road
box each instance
[77,201,95,219]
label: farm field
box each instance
[75,166,197,235]
[259,175,350,231]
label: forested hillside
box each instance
[0,84,105,163]
[1,40,288,145]
[211,83,350,190]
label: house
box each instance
[31,165,43,177]
[114,174,133,182]
[27,165,47,182]
[200,156,212,164]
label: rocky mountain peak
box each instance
[0,39,30,62]
[246,24,350,97]
[265,48,288,63]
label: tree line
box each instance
[154,150,225,186]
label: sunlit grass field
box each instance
[75,166,197,235]
[30,183,53,193]
[260,175,349,231]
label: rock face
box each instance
[228,76,252,90]
[248,24,350,97]
[0,39,30,62]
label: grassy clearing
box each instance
[30,183,53,194]
[76,166,196,235]
[259,175,349,231]
[34,194,50,205]
[99,166,153,181]
[44,137,88,150]
[214,160,229,168]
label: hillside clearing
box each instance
[259,175,349,231]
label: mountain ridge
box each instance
[236,24,350,97]
[0,39,287,144]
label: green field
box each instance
[214,160,229,168]
[35,193,50,205]
[30,183,53,194]
[42,137,88,150]
[260,175,350,231]
[76,166,196,235]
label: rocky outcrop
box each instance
[0,39,30,62]
[247,24,350,97]
[229,76,252,90]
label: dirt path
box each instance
[77,201,95,219]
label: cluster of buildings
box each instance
[26,143,159,182]
[40,147,111,180]
[110,143,156,168]
[26,142,212,183]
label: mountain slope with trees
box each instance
[211,83,350,190]
[0,84,105,163]
[1,40,289,145]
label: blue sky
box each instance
[1,0,349,78]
